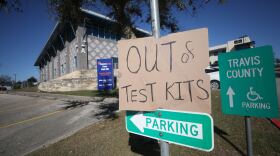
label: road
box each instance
[0,93,117,156]
[0,79,278,156]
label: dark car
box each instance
[0,86,7,91]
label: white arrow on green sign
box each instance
[126,109,214,151]
[227,86,235,108]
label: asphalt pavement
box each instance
[0,93,118,156]
[0,78,279,156]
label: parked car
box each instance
[0,86,7,91]
[3,86,12,90]
[205,66,220,90]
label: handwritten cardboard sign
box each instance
[118,28,211,113]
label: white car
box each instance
[205,66,220,90]
[0,86,12,91]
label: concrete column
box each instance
[48,62,50,81]
[44,66,46,81]
[48,61,50,80]
[42,66,44,81]
[45,65,47,81]
[76,26,88,70]
[51,57,54,79]
[40,67,43,82]
[65,41,70,74]
[57,51,61,77]
[42,65,45,81]
[46,64,48,81]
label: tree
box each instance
[27,76,37,87]
[27,76,37,83]
[48,0,224,38]
[48,0,83,25]
[0,75,12,86]
[16,81,22,85]
[0,0,22,13]
[13,81,22,89]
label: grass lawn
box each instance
[14,86,39,92]
[29,91,280,156]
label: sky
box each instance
[0,0,280,81]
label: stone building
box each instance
[34,9,149,92]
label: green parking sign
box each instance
[126,109,214,151]
[219,45,279,118]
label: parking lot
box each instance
[0,93,115,156]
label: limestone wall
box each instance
[38,69,119,92]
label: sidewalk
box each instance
[8,91,105,103]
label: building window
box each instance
[116,34,121,40]
[210,49,226,56]
[87,26,99,37]
[87,25,119,41]
[99,28,105,38]
[105,30,111,39]
[86,26,120,41]
[61,64,64,74]
[111,34,117,40]
[74,56,77,68]
[212,51,219,56]
[93,26,98,37]
[112,57,118,69]
[235,43,251,51]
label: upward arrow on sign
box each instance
[227,86,235,108]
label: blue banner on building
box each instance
[97,58,114,90]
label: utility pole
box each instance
[14,73,16,88]
[14,74,16,83]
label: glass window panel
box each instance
[99,28,105,38]
[105,29,111,39]
[92,26,98,37]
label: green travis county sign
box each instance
[126,109,214,151]
[219,45,279,118]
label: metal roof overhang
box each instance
[34,22,62,66]
[34,9,151,67]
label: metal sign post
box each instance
[245,116,253,156]
[150,0,169,155]
[219,46,279,156]
[150,0,160,39]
